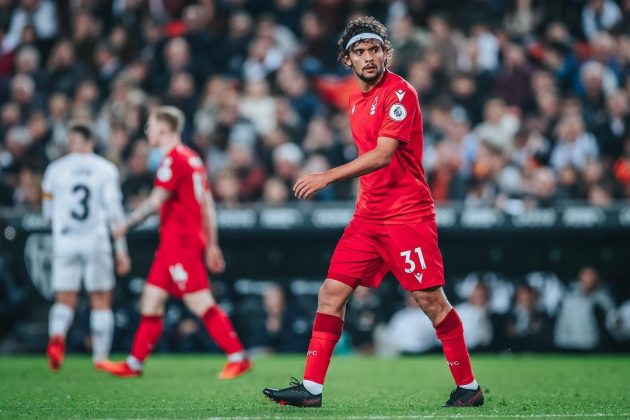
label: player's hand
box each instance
[112,223,128,240]
[206,244,225,274]
[115,252,131,276]
[293,173,330,200]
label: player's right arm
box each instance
[113,152,179,239]
[112,187,170,239]
[104,166,131,275]
[293,137,399,199]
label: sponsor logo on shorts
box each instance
[169,263,188,289]
[415,272,423,284]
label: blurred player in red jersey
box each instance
[263,17,483,408]
[102,106,251,379]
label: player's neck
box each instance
[160,137,181,154]
[357,71,386,93]
[69,146,93,154]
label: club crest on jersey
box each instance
[389,103,407,121]
[370,96,379,115]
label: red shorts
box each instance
[327,217,445,291]
[146,246,210,298]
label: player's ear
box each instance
[343,54,352,68]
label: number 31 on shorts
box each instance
[400,247,427,273]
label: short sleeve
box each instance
[154,156,181,192]
[104,165,125,224]
[377,85,418,143]
[42,164,54,194]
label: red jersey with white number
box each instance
[154,145,208,251]
[349,70,435,224]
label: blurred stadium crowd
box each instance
[31,266,630,356]
[0,0,630,212]
[2,1,630,355]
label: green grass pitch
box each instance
[1,354,629,418]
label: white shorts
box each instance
[52,236,115,293]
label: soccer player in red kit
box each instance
[102,106,251,379]
[263,17,483,408]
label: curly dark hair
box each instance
[337,16,393,68]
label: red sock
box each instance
[202,306,244,355]
[130,315,163,362]
[434,309,475,386]
[303,312,343,384]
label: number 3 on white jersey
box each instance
[400,247,427,273]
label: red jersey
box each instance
[154,145,208,251]
[348,70,435,224]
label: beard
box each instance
[354,63,385,84]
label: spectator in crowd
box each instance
[45,40,84,97]
[239,79,277,136]
[554,267,617,351]
[582,0,622,41]
[121,140,153,208]
[344,286,382,354]
[273,142,303,192]
[524,272,567,318]
[455,281,494,350]
[613,292,630,350]
[504,284,554,352]
[2,0,58,54]
[248,283,311,353]
[550,113,600,172]
[594,90,630,163]
[262,177,290,207]
[375,292,439,356]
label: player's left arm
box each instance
[112,187,170,239]
[201,188,225,274]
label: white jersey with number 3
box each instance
[42,153,124,253]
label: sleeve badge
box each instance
[389,103,407,121]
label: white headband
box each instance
[345,33,384,51]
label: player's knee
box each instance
[89,291,112,310]
[186,300,213,318]
[317,282,348,316]
[412,288,451,323]
[56,292,78,309]
[140,290,167,316]
[183,290,215,318]
[140,300,164,316]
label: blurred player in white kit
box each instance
[41,121,130,371]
